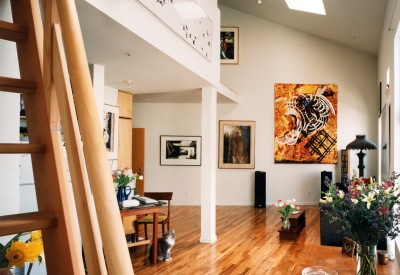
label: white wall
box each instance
[378,0,400,176]
[133,6,379,206]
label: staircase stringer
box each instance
[10,0,85,274]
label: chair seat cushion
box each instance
[137,215,168,223]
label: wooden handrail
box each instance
[52,23,107,275]
[55,1,134,274]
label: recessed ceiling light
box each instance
[125,80,133,88]
[257,0,262,4]
[285,0,326,15]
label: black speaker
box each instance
[255,171,266,208]
[321,171,332,198]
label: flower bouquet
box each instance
[320,171,400,275]
[274,199,300,230]
[112,167,137,189]
[0,231,44,275]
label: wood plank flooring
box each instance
[129,205,400,275]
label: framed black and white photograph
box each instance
[103,104,119,159]
[220,27,239,64]
[218,120,255,169]
[160,135,201,166]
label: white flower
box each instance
[291,204,295,208]
[324,196,333,203]
[362,192,375,209]
[292,198,296,203]
[319,199,327,203]
[384,187,393,196]
[338,190,345,199]
[356,185,363,191]
[351,198,358,204]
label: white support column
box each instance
[200,86,217,243]
[89,64,105,129]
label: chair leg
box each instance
[167,221,170,231]
[162,223,165,236]
[134,221,139,242]
[144,224,148,240]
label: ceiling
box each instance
[76,0,389,103]
[218,0,388,56]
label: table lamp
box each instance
[346,134,377,177]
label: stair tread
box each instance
[0,211,58,236]
[0,76,36,94]
[0,143,46,154]
[0,20,28,42]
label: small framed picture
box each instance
[342,237,356,257]
[160,135,201,166]
[218,120,255,169]
[103,104,119,159]
[220,27,239,64]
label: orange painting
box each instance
[274,84,338,164]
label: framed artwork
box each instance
[218,120,255,169]
[103,104,119,159]
[220,27,239,64]
[274,84,338,164]
[342,237,356,257]
[160,135,201,166]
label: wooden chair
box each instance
[134,192,173,241]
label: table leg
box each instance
[152,212,159,263]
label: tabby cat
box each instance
[148,230,175,261]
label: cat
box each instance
[148,230,175,262]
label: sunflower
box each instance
[24,240,43,263]
[5,242,27,268]
[29,231,41,242]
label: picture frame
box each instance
[342,237,356,257]
[220,27,239,64]
[218,120,255,169]
[103,104,119,159]
[160,135,201,166]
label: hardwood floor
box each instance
[129,205,400,275]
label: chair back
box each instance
[144,192,173,220]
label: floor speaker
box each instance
[255,171,266,208]
[321,171,332,198]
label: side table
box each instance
[278,209,306,240]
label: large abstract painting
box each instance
[274,84,338,164]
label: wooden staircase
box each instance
[0,1,134,274]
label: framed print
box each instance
[342,237,356,257]
[219,120,255,169]
[160,135,201,166]
[103,104,119,159]
[220,27,239,64]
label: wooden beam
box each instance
[0,20,28,42]
[0,143,46,154]
[0,76,36,94]
[0,212,57,236]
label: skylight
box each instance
[172,0,207,20]
[285,0,326,15]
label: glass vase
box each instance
[356,243,377,275]
[282,217,291,230]
[12,266,25,275]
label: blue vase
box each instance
[116,186,132,204]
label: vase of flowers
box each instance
[0,231,44,275]
[112,167,137,204]
[320,171,400,275]
[274,199,299,230]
